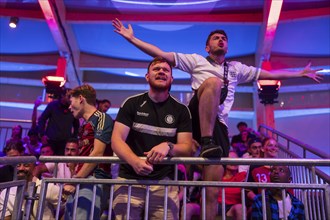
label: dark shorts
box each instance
[188,92,230,158]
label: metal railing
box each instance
[40,156,330,220]
[259,124,330,185]
[258,124,330,159]
[1,156,329,220]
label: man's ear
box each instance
[205,45,210,53]
[145,73,150,82]
[79,95,85,104]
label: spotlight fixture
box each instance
[257,80,281,105]
[9,17,19,28]
[42,75,66,98]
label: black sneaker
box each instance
[200,141,223,158]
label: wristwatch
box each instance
[167,142,174,155]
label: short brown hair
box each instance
[70,84,97,106]
[147,56,172,74]
[205,30,228,46]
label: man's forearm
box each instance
[74,163,98,178]
[128,37,175,65]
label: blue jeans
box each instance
[64,176,102,220]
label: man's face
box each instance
[270,166,291,183]
[65,142,79,156]
[69,96,84,119]
[262,139,279,158]
[40,146,54,156]
[238,125,247,133]
[99,102,111,113]
[205,33,228,56]
[248,142,262,158]
[61,92,71,106]
[146,61,173,91]
[241,130,249,141]
[17,162,35,180]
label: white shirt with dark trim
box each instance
[174,53,261,126]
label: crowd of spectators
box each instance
[0,86,115,219]
[0,112,306,220]
[0,91,308,220]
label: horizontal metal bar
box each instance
[41,178,328,190]
[37,156,330,166]
[0,156,37,165]
[0,180,26,188]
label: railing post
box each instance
[23,182,36,220]
[311,166,317,184]
[325,185,330,220]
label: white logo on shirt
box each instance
[137,111,149,117]
[165,115,175,124]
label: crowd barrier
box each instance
[1,156,329,220]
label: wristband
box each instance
[167,142,174,156]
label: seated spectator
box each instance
[40,144,55,156]
[33,138,79,179]
[24,128,42,157]
[239,138,262,174]
[6,125,23,143]
[2,140,25,157]
[247,137,279,200]
[235,130,250,157]
[97,99,111,113]
[0,154,62,219]
[37,144,55,178]
[231,122,257,157]
[251,165,305,220]
[218,151,246,220]
[0,140,25,183]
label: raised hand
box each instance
[301,62,323,83]
[112,18,134,40]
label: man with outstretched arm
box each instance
[112,18,322,219]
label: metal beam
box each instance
[38,0,81,88]
[254,0,283,129]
